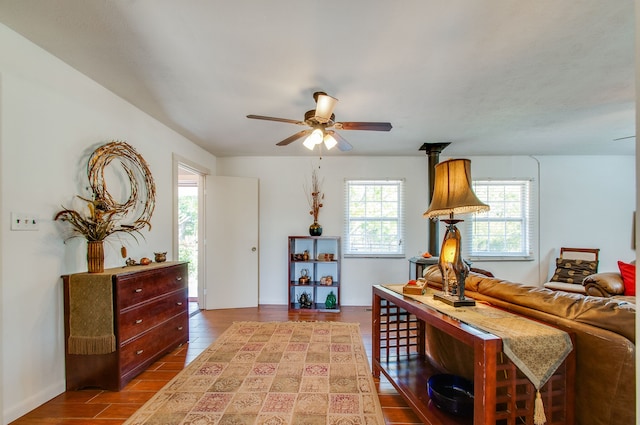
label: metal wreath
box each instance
[87,140,156,233]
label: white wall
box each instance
[455,155,635,284]
[217,156,430,306]
[0,65,4,425]
[219,154,635,302]
[537,156,635,280]
[0,25,217,424]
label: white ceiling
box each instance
[0,0,635,157]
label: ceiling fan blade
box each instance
[276,130,311,146]
[613,135,635,141]
[326,130,352,152]
[247,114,305,125]
[336,122,393,131]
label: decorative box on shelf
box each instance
[403,278,427,295]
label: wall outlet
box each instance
[10,212,39,231]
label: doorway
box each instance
[174,157,208,311]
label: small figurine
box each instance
[325,291,337,309]
[298,292,313,308]
[298,269,310,284]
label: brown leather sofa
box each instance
[423,265,635,425]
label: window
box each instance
[344,179,405,257]
[466,179,533,260]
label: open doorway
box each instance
[178,168,199,307]
[174,157,208,312]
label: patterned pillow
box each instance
[550,258,598,284]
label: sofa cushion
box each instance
[543,281,587,294]
[583,272,625,296]
[550,257,598,284]
[617,261,636,296]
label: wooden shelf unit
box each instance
[288,236,341,312]
[372,285,575,425]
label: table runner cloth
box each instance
[67,263,176,355]
[67,273,115,355]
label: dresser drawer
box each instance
[118,289,187,344]
[116,264,187,310]
[120,312,189,376]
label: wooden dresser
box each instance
[62,261,189,391]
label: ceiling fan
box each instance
[247,91,392,152]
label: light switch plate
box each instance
[10,212,39,231]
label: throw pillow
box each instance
[617,261,636,296]
[550,258,598,284]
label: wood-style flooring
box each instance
[10,305,423,424]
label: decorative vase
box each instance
[325,291,337,309]
[87,240,105,273]
[309,222,323,236]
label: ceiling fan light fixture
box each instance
[324,133,338,150]
[302,136,316,150]
[314,94,338,123]
[303,128,324,150]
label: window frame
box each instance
[464,178,534,261]
[343,178,405,258]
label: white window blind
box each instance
[343,179,405,257]
[465,179,534,260]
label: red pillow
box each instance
[617,261,636,296]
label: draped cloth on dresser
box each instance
[67,273,116,355]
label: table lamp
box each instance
[423,159,489,307]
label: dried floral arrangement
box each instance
[55,140,156,242]
[305,168,324,223]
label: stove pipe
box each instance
[419,142,450,256]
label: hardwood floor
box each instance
[11,305,423,424]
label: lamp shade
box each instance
[314,93,338,123]
[423,159,489,218]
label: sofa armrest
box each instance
[583,272,625,297]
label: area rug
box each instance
[124,321,385,425]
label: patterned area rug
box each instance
[124,321,385,425]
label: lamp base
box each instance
[433,293,476,307]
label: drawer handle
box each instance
[135,288,143,293]
[177,326,184,331]
[135,319,143,324]
[136,349,144,355]
[176,276,183,281]
[176,302,183,306]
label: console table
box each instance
[372,285,575,425]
